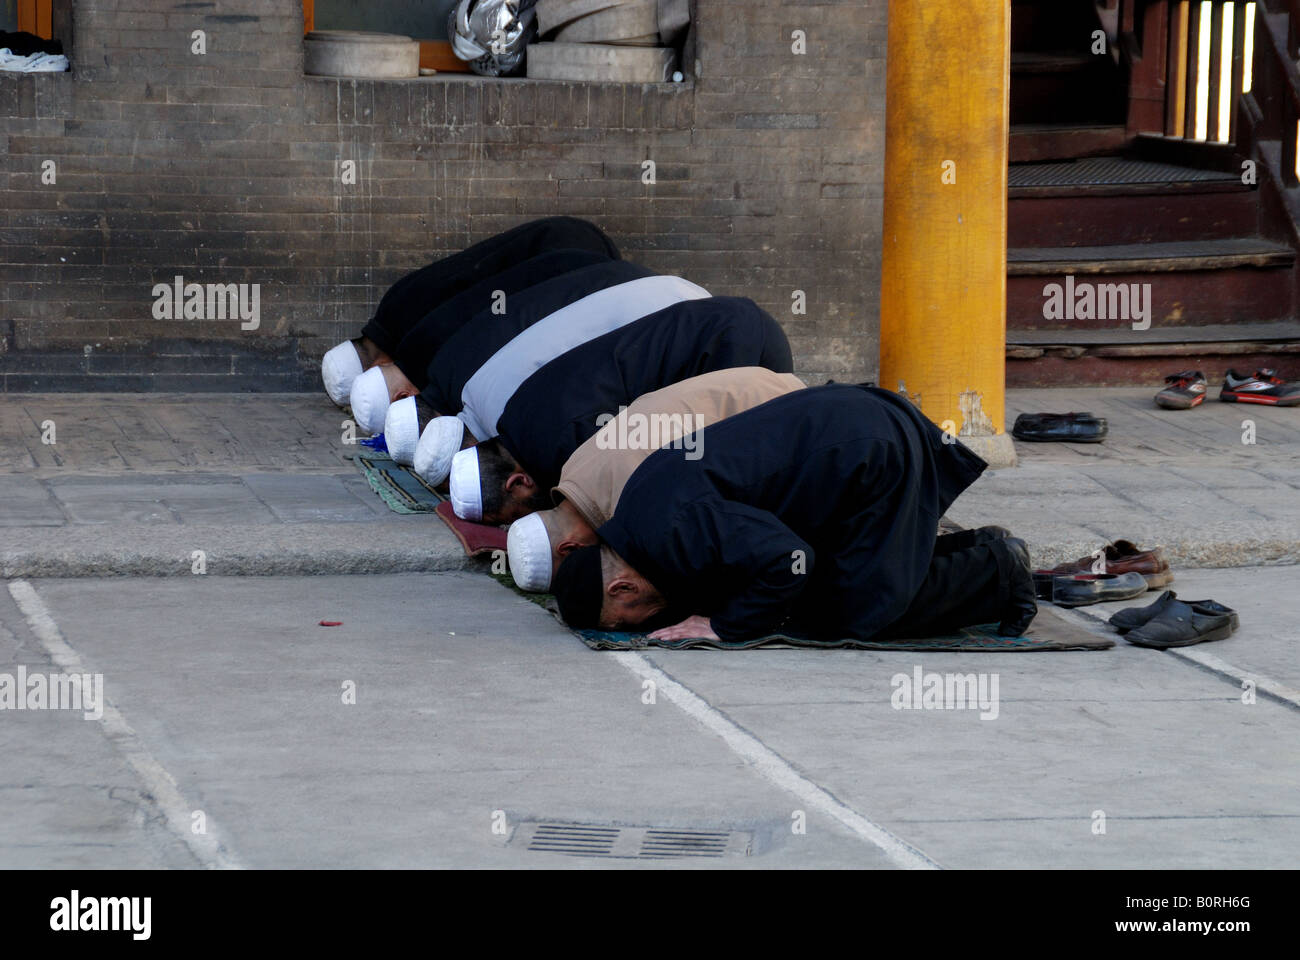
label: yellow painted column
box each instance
[879,0,1014,466]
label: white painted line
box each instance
[1045,604,1300,709]
[611,651,941,870]
[1171,647,1300,710]
[7,579,244,870]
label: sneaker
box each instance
[1219,368,1300,406]
[22,53,68,73]
[1155,370,1207,409]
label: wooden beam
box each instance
[419,40,472,73]
[1168,0,1190,136]
[1186,0,1202,139]
[1230,0,1248,143]
[1207,0,1225,141]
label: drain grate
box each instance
[513,821,753,859]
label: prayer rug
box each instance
[488,574,1113,651]
[345,448,444,514]
[435,501,508,557]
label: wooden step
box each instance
[1008,238,1295,275]
[1010,124,1130,163]
[1008,321,1300,347]
[1010,188,1256,246]
[1009,157,1256,246]
[1010,49,1124,126]
[1130,132,1244,174]
[1008,239,1296,329]
[1010,156,1245,191]
[1011,0,1107,52]
[1005,322,1300,386]
[1011,51,1099,73]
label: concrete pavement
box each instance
[0,394,476,577]
[949,387,1300,569]
[2,386,1298,868]
[1,569,1295,869]
[4,388,1300,576]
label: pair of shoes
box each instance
[1108,591,1240,648]
[1012,412,1107,443]
[1033,571,1148,607]
[0,47,68,72]
[1155,370,1208,409]
[1220,368,1300,406]
[1038,539,1173,590]
[997,537,1038,636]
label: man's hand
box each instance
[647,615,719,642]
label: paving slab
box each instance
[6,573,896,869]
[1,394,350,476]
[1,518,477,579]
[0,394,474,577]
[3,388,1300,577]
[240,473,381,524]
[0,476,65,527]
[1080,566,1300,692]
[640,604,1300,869]
[6,571,1297,868]
[0,589,197,868]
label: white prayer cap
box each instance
[507,512,552,592]
[413,415,465,485]
[449,447,483,521]
[349,366,391,435]
[321,341,363,406]
[384,397,421,466]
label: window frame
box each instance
[17,0,54,38]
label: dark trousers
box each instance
[877,528,1016,639]
[360,216,619,356]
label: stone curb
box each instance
[2,521,486,579]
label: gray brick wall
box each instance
[0,0,885,391]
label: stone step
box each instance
[536,0,632,35]
[526,42,676,82]
[303,30,419,80]
[556,0,659,43]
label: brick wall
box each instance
[0,0,886,392]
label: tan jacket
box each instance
[553,367,806,529]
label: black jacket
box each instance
[392,248,611,388]
[418,259,654,415]
[499,296,793,488]
[361,216,619,356]
[597,384,988,642]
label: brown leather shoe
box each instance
[1036,539,1173,590]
